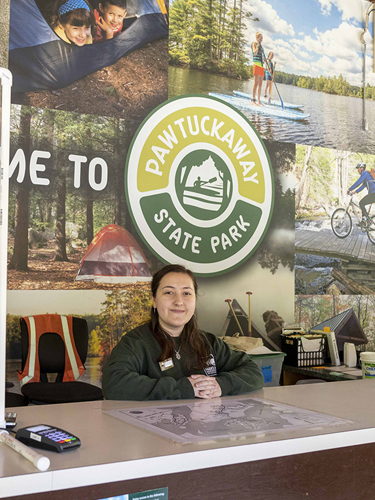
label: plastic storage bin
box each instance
[249,352,286,386]
[281,334,326,367]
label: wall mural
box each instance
[5,0,373,391]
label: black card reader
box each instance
[16,424,81,453]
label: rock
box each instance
[41,228,55,241]
[295,266,334,294]
[28,228,48,248]
[295,253,340,269]
[326,283,342,295]
[66,222,82,240]
[262,310,284,349]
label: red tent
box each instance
[76,225,151,283]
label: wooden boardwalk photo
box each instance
[296,225,375,293]
[295,228,375,265]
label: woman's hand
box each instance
[188,374,222,399]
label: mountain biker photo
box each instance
[347,163,375,224]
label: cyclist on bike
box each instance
[347,163,375,225]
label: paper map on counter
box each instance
[103,397,351,443]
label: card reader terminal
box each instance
[16,425,81,453]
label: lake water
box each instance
[169,66,375,153]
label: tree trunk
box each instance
[296,145,313,210]
[8,108,32,271]
[114,119,122,226]
[54,152,68,262]
[86,197,94,246]
[230,0,237,59]
[217,0,222,60]
[357,296,361,322]
[237,0,242,61]
[44,110,55,228]
[336,151,345,206]
[209,0,213,62]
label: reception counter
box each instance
[1,379,375,500]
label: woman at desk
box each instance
[102,264,264,400]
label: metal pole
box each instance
[246,291,252,336]
[0,68,12,429]
[362,2,375,130]
[363,40,368,131]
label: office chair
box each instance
[19,315,103,404]
[5,392,28,408]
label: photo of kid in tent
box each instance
[9,0,169,119]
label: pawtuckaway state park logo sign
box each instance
[125,95,274,277]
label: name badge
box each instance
[159,358,174,371]
[204,354,217,377]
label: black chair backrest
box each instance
[20,316,89,382]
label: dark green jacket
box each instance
[102,323,264,401]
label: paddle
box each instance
[268,61,276,105]
[195,176,217,187]
[261,47,284,109]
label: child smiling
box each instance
[52,0,95,45]
[94,0,127,42]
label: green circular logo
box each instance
[125,95,274,277]
[175,149,233,221]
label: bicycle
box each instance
[331,195,375,244]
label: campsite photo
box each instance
[6,96,296,327]
[295,144,375,296]
[168,0,375,152]
[295,294,374,351]
[7,105,163,290]
[9,0,169,120]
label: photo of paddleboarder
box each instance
[169,0,375,153]
[251,31,265,106]
[264,52,275,101]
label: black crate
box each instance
[281,334,326,367]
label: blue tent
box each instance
[9,0,168,93]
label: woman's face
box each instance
[256,34,263,43]
[62,23,91,46]
[152,272,196,336]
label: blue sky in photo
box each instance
[257,0,342,33]
[244,0,371,86]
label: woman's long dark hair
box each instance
[150,264,211,370]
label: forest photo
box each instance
[295,144,375,295]
[7,105,162,290]
[169,0,253,79]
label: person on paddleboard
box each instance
[347,163,375,224]
[264,52,274,99]
[252,32,265,106]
